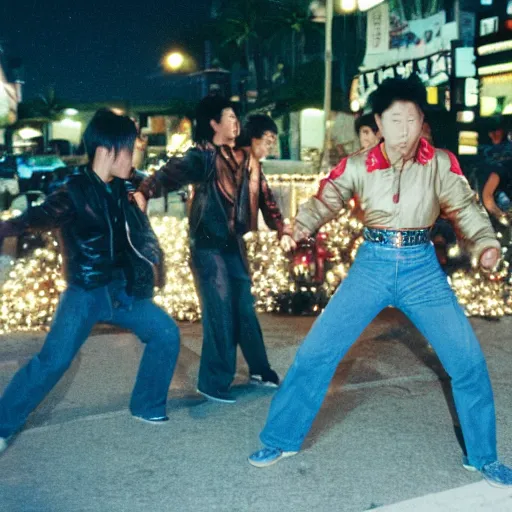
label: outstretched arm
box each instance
[293,157,355,241]
[482,171,506,220]
[438,151,500,269]
[0,187,75,245]
[137,147,209,201]
[259,172,292,238]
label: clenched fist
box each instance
[280,234,297,253]
[480,247,501,271]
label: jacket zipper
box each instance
[104,199,114,260]
[124,220,158,287]
[124,220,154,268]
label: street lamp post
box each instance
[319,0,334,172]
[319,0,386,171]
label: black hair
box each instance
[82,108,137,162]
[354,113,379,135]
[370,75,428,116]
[236,114,278,147]
[193,95,236,143]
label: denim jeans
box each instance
[0,280,180,438]
[191,248,271,394]
[260,242,497,470]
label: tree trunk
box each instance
[245,40,258,93]
[291,29,297,81]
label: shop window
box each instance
[456,111,475,123]
[459,131,478,155]
[426,87,438,105]
[480,16,499,36]
[464,78,478,108]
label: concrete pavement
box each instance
[1,311,512,512]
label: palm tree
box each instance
[17,87,65,147]
[213,0,273,93]
[268,0,316,81]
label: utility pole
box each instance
[319,0,334,172]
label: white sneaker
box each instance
[462,455,477,472]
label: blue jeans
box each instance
[191,248,272,394]
[0,281,180,437]
[260,242,497,470]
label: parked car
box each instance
[0,154,20,210]
[0,154,69,194]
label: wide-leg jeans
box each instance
[191,248,272,394]
[0,281,180,437]
[260,242,497,470]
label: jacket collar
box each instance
[365,137,435,172]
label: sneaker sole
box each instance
[249,379,279,388]
[482,475,512,489]
[133,416,169,425]
[462,463,478,473]
[196,389,236,404]
[248,451,298,468]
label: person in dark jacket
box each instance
[0,109,180,455]
[133,97,289,403]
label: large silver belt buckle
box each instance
[395,232,403,247]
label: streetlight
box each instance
[319,0,383,170]
[339,0,356,13]
[162,51,196,74]
[165,52,185,72]
[338,0,384,13]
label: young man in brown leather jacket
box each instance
[134,97,289,403]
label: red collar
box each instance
[366,138,435,172]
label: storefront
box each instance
[349,2,473,155]
[475,2,512,127]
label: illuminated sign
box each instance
[478,40,512,56]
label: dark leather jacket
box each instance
[138,146,290,251]
[0,167,164,298]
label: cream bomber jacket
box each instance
[293,138,500,263]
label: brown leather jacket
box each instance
[138,145,291,250]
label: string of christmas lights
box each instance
[1,205,512,333]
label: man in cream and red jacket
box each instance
[250,76,512,489]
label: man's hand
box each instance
[480,247,501,271]
[280,234,297,253]
[131,191,147,213]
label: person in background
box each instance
[0,109,181,456]
[355,113,381,150]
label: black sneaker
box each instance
[197,388,236,404]
[250,369,280,388]
[133,415,169,425]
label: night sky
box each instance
[0,0,212,103]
